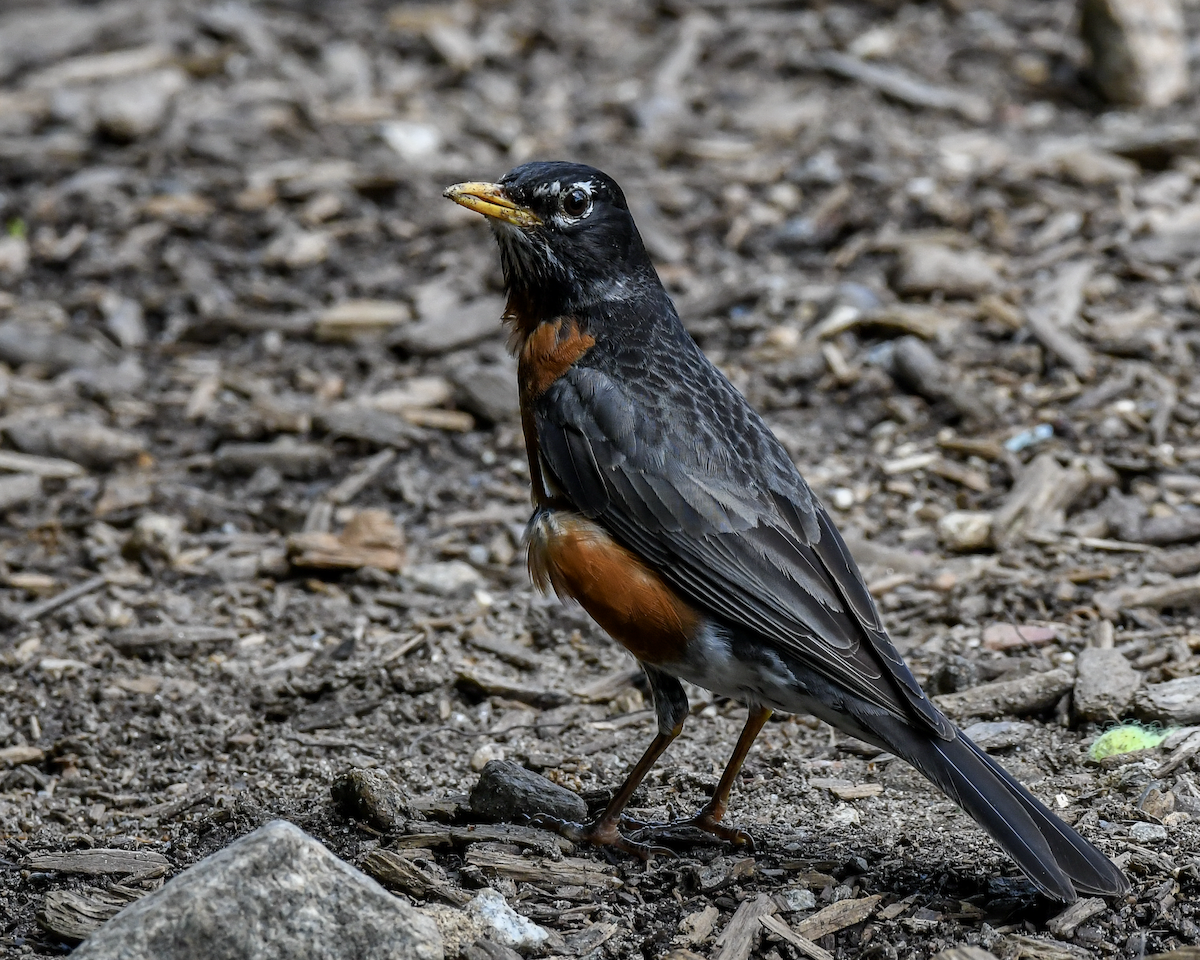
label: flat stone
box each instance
[392,296,504,356]
[1128,821,1168,843]
[1136,675,1200,724]
[1074,647,1141,722]
[72,820,442,960]
[451,363,520,424]
[469,759,588,824]
[892,243,1000,297]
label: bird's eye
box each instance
[561,188,591,219]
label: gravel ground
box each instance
[1,0,1200,957]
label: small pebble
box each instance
[470,743,505,771]
[331,768,415,831]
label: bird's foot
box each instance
[626,808,756,851]
[527,813,675,860]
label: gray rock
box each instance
[1074,647,1142,721]
[332,768,415,831]
[893,243,1000,297]
[73,820,442,960]
[393,297,504,356]
[1136,675,1200,724]
[95,68,186,141]
[1081,0,1189,108]
[1128,821,1168,843]
[469,759,588,824]
[451,363,520,424]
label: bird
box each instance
[443,161,1129,903]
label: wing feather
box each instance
[536,365,952,737]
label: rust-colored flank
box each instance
[527,511,699,666]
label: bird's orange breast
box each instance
[526,510,699,666]
[514,317,595,507]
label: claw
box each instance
[626,809,756,851]
[527,813,675,860]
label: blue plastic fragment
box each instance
[1004,423,1053,452]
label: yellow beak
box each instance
[443,181,542,227]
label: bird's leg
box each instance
[530,667,687,859]
[629,705,772,849]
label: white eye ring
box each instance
[560,187,591,219]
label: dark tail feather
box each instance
[894,728,1129,902]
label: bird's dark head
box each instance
[444,161,659,323]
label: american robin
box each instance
[444,162,1129,903]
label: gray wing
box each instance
[535,362,953,738]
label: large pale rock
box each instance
[1081,0,1189,107]
[73,820,443,960]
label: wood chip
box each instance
[288,509,405,571]
[808,778,883,800]
[463,849,622,889]
[760,914,835,960]
[795,894,882,940]
[935,669,1074,720]
[1046,897,1106,938]
[0,744,45,765]
[360,849,471,905]
[464,630,542,670]
[107,625,237,654]
[1096,573,1200,614]
[713,893,777,960]
[813,52,990,122]
[456,669,571,709]
[1153,728,1200,778]
[38,886,143,943]
[1024,261,1095,380]
[325,449,396,505]
[22,848,170,880]
[982,623,1058,650]
[0,449,84,477]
